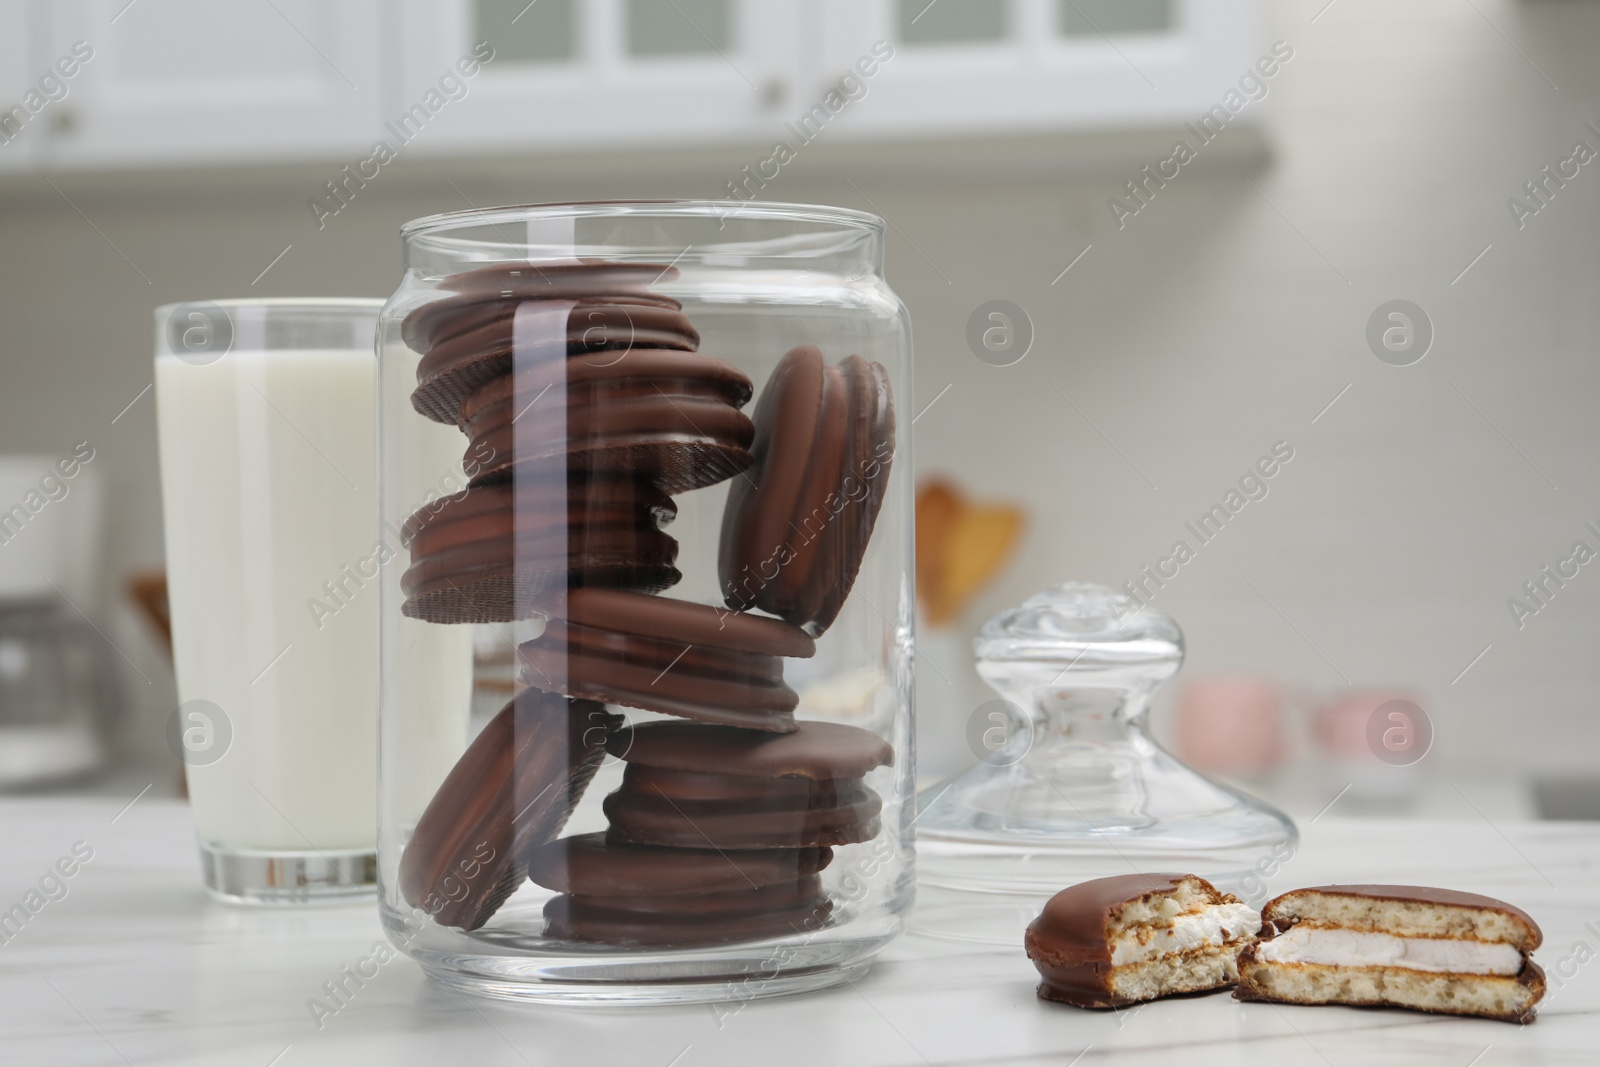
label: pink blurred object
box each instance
[1313,688,1425,761]
[1175,676,1287,775]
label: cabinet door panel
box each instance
[818,0,1263,139]
[41,0,383,168]
[0,3,42,170]
[391,0,802,154]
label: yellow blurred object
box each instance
[917,479,1024,627]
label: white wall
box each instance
[1,0,1596,778]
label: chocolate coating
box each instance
[621,765,845,806]
[553,588,815,658]
[529,832,836,946]
[526,832,832,897]
[399,476,681,623]
[544,892,832,947]
[406,289,682,356]
[517,590,814,732]
[604,785,882,849]
[407,289,680,355]
[410,296,700,425]
[460,348,755,494]
[608,718,892,779]
[398,691,619,931]
[719,345,895,636]
[567,876,822,916]
[718,345,822,618]
[521,619,800,729]
[826,354,895,626]
[1025,873,1197,1009]
[602,720,893,848]
[403,262,684,378]
[540,620,786,683]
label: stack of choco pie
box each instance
[396,260,752,930]
[398,261,748,625]
[397,264,898,946]
[526,340,897,946]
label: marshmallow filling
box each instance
[1110,902,1261,966]
[1255,925,1523,976]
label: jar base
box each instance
[417,955,874,1006]
[386,876,910,1005]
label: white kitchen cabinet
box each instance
[815,0,1267,140]
[0,0,1266,174]
[35,0,384,169]
[0,3,42,171]
[389,0,804,155]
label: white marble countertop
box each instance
[2,797,1596,1066]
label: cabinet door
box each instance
[817,0,1264,138]
[38,0,383,169]
[391,0,803,154]
[0,3,41,171]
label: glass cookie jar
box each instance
[377,202,914,1003]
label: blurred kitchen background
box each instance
[1,0,1597,823]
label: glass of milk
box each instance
[154,299,393,904]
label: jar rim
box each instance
[399,199,885,242]
[153,298,386,319]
